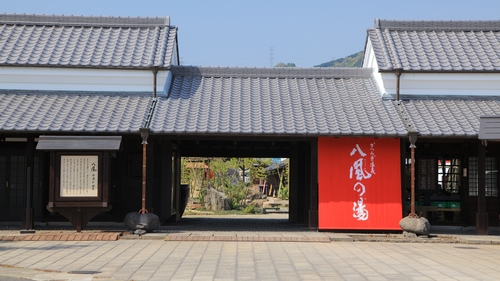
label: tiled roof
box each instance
[367,19,500,72]
[149,66,408,137]
[0,14,177,68]
[395,98,500,137]
[0,90,153,133]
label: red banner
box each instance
[318,137,402,230]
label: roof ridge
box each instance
[170,66,373,79]
[374,18,500,31]
[0,13,170,27]
[0,89,153,96]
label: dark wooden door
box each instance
[467,156,500,226]
[0,155,26,220]
[0,152,41,221]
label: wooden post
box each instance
[141,141,147,213]
[139,128,150,214]
[21,137,35,233]
[289,142,299,223]
[309,139,318,229]
[476,140,488,234]
[408,131,418,218]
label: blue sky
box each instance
[3,0,500,67]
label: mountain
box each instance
[314,51,364,68]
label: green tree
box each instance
[314,51,363,68]
[275,62,296,67]
[181,157,209,203]
[205,158,246,209]
[205,158,272,209]
[250,158,271,183]
[277,162,289,200]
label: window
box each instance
[437,158,460,194]
[468,157,498,197]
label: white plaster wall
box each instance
[363,38,500,97]
[362,38,386,96]
[0,67,169,93]
[383,72,500,97]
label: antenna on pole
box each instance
[269,47,274,67]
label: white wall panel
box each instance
[364,41,500,98]
[0,67,169,93]
[383,72,500,97]
[363,39,386,96]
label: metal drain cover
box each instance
[69,271,101,274]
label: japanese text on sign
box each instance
[60,155,99,197]
[350,143,376,221]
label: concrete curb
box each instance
[0,232,121,241]
[2,231,500,244]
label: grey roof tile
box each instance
[150,66,408,137]
[368,19,500,72]
[0,14,177,68]
[396,98,500,137]
[0,90,153,133]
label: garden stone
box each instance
[124,212,160,234]
[399,216,431,235]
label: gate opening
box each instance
[181,157,290,217]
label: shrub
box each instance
[243,205,256,214]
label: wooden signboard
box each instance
[36,136,121,231]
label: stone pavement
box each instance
[0,214,500,280]
[1,238,500,280]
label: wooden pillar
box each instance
[476,140,488,234]
[159,140,174,221]
[289,142,299,223]
[146,139,154,213]
[139,130,148,214]
[22,136,35,232]
[173,144,181,221]
[309,139,319,229]
[297,142,308,224]
[408,132,418,218]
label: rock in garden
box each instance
[399,216,431,235]
[124,212,160,234]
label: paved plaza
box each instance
[1,215,500,280]
[1,240,500,281]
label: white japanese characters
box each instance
[350,143,376,221]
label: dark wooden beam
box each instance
[309,139,318,229]
[22,136,35,231]
[476,140,488,234]
[289,142,299,223]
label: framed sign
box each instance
[54,151,105,203]
[60,155,99,197]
